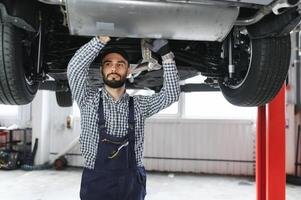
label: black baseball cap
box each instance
[99,47,129,64]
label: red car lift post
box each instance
[256,85,286,200]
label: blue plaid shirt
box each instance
[67,37,180,169]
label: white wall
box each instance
[45,90,256,175]
[0,89,297,176]
[48,116,256,175]
[286,104,297,175]
[0,104,30,128]
[143,118,256,175]
[294,111,301,176]
[32,91,52,165]
[0,89,290,176]
[47,92,82,166]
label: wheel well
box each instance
[0,0,39,31]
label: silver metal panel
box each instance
[38,0,65,5]
[39,0,273,6]
[169,0,273,6]
[66,0,239,41]
[143,119,256,175]
[211,0,273,5]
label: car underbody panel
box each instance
[66,0,239,41]
[0,0,297,106]
[39,0,274,7]
[212,0,273,5]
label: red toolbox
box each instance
[0,131,7,148]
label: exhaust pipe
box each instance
[272,0,300,15]
[38,0,65,5]
[236,0,300,26]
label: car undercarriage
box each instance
[0,0,300,106]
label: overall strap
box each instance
[98,90,106,132]
[128,96,135,140]
[128,96,137,168]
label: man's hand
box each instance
[97,36,111,44]
[146,39,170,56]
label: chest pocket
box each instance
[97,134,130,170]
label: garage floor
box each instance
[0,167,300,200]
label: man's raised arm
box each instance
[67,36,110,108]
[137,40,181,118]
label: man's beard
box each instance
[102,72,127,88]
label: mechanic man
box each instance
[67,35,180,200]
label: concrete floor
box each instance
[0,167,300,200]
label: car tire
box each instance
[0,22,39,105]
[56,90,73,107]
[219,35,290,106]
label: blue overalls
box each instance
[80,91,146,200]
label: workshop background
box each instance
[0,26,300,200]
